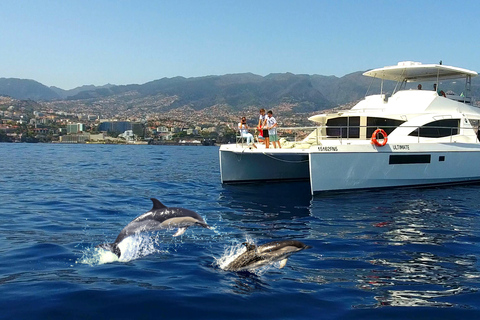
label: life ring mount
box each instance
[371,129,388,147]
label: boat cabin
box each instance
[308,62,479,143]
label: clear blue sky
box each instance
[1,0,479,89]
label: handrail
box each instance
[233,123,480,147]
[273,124,479,145]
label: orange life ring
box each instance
[371,129,388,147]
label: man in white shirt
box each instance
[266,110,281,149]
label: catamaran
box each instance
[219,61,480,194]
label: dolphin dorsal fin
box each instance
[150,198,168,210]
[242,242,257,251]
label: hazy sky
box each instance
[2,0,479,89]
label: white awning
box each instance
[363,61,478,82]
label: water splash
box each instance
[207,224,221,236]
[213,236,278,274]
[214,240,248,270]
[77,246,120,266]
[77,234,165,266]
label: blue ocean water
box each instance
[1,143,480,319]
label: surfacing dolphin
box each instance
[97,198,210,257]
[225,240,311,272]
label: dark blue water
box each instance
[1,143,480,319]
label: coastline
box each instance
[2,140,218,146]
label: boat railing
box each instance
[234,126,316,148]
[234,124,479,148]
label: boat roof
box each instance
[363,61,478,82]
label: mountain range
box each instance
[1,71,479,113]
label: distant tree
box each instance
[219,128,236,143]
[107,130,121,138]
[207,131,219,139]
[173,131,187,138]
[21,135,39,143]
[0,131,11,142]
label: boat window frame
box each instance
[408,119,460,138]
[366,117,406,137]
[325,116,361,139]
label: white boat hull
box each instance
[309,143,480,193]
[219,146,310,183]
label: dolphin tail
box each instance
[97,243,121,258]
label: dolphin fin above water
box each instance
[242,242,257,251]
[279,258,288,269]
[97,198,210,258]
[173,227,187,237]
[151,198,167,210]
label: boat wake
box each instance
[77,234,165,265]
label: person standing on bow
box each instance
[238,116,257,148]
[257,108,267,145]
[266,110,281,149]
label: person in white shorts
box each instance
[266,110,281,149]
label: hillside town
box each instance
[0,95,322,144]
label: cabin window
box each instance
[408,119,460,138]
[389,154,431,164]
[326,117,360,138]
[367,117,405,137]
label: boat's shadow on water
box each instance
[217,182,314,239]
[218,181,312,219]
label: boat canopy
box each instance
[363,61,478,82]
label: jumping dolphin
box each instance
[225,240,311,272]
[97,198,210,257]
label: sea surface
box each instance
[1,143,480,319]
